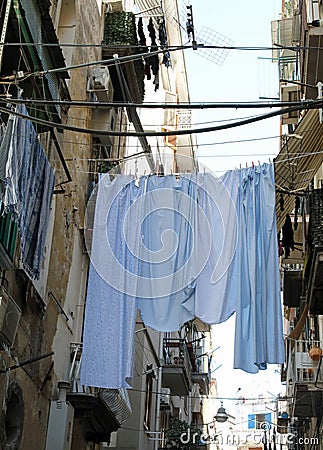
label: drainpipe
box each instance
[57,380,70,402]
[318,315,323,346]
[188,390,192,426]
[154,332,164,450]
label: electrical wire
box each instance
[2,42,323,52]
[2,96,319,109]
[8,99,275,129]
[1,100,322,137]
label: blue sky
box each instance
[185,0,282,174]
[183,0,285,405]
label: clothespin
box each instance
[135,166,140,188]
[252,161,255,169]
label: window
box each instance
[248,412,271,429]
[0,381,24,449]
[0,202,18,268]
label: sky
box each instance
[182,0,285,415]
[185,0,282,174]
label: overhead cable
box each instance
[1,42,323,52]
[0,100,322,137]
[3,97,320,110]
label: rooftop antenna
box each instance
[165,2,234,66]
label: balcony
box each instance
[283,269,303,308]
[302,23,323,99]
[187,344,210,396]
[162,338,192,396]
[67,344,132,443]
[102,11,145,103]
[307,188,323,314]
[286,339,323,419]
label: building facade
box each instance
[272,0,323,448]
[0,1,210,449]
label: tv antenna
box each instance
[165,1,234,66]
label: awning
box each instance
[100,388,132,425]
[275,108,323,230]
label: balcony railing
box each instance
[188,346,210,396]
[286,339,323,385]
[162,338,192,396]
[102,11,145,103]
[286,338,323,419]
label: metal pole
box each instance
[154,332,164,450]
[0,0,12,71]
[317,82,323,123]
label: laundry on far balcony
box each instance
[0,103,56,279]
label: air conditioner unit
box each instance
[45,400,74,450]
[160,387,171,408]
[92,108,117,146]
[88,66,114,102]
[281,83,301,124]
[0,286,21,348]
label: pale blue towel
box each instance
[81,174,143,388]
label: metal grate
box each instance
[195,26,234,66]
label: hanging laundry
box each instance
[282,213,294,258]
[81,174,144,389]
[195,169,240,325]
[233,164,284,373]
[137,17,148,51]
[137,17,150,79]
[0,104,55,279]
[294,195,300,230]
[81,164,284,388]
[158,18,171,67]
[147,18,159,91]
[137,175,197,331]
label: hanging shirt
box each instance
[138,175,200,331]
[233,163,284,373]
[194,170,239,324]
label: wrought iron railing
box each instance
[163,338,192,379]
[286,338,323,385]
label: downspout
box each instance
[318,315,323,346]
[154,332,164,450]
[0,0,11,71]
